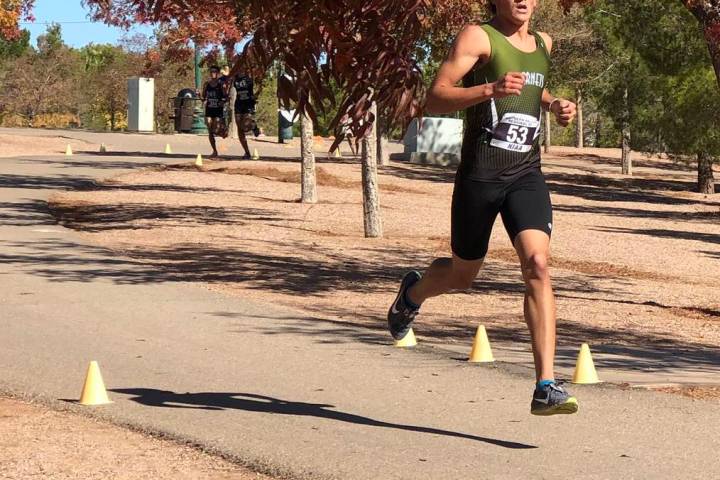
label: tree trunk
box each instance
[575,88,584,149]
[544,110,551,153]
[228,86,238,139]
[300,112,317,203]
[621,87,632,176]
[698,151,716,194]
[594,116,602,147]
[376,117,390,166]
[710,39,720,91]
[686,5,720,90]
[361,103,382,238]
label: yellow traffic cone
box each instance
[572,343,601,384]
[164,143,172,154]
[334,149,342,158]
[468,325,494,363]
[99,143,107,153]
[79,361,112,406]
[195,154,203,167]
[252,148,260,160]
[65,144,73,156]
[394,328,417,348]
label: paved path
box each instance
[1,129,719,479]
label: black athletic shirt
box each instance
[233,75,255,112]
[203,80,226,115]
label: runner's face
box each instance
[493,0,537,25]
[210,70,219,79]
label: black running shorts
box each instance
[451,168,553,260]
[205,108,224,119]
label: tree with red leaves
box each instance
[682,0,720,87]
[77,0,483,144]
[0,0,34,40]
[76,0,483,237]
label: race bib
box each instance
[490,113,539,153]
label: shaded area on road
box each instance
[0,172,98,191]
[50,203,282,232]
[0,199,55,226]
[111,388,537,450]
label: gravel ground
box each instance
[0,397,272,480]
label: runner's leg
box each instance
[406,175,500,305]
[207,118,218,157]
[514,229,555,382]
[500,170,556,382]
[235,113,251,157]
[407,255,483,305]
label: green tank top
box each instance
[460,23,550,181]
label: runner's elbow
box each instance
[425,88,451,115]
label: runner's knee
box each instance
[522,252,550,283]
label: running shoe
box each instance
[530,381,579,416]
[387,271,422,340]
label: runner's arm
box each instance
[426,25,526,115]
[542,89,576,127]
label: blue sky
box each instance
[21,0,154,48]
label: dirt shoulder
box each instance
[0,132,96,158]
[0,396,272,480]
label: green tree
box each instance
[535,1,613,148]
[81,43,139,130]
[0,24,80,126]
[590,0,719,191]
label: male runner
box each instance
[201,65,228,158]
[232,70,260,159]
[387,0,578,416]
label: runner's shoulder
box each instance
[454,24,491,58]
[536,31,553,54]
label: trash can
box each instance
[278,108,296,142]
[171,88,203,133]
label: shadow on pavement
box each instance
[110,387,537,450]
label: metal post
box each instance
[191,42,208,134]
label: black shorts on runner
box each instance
[451,168,553,260]
[205,108,224,119]
[234,100,255,115]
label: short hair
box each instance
[209,65,220,72]
[489,2,496,14]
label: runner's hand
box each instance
[491,72,526,98]
[552,99,576,127]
